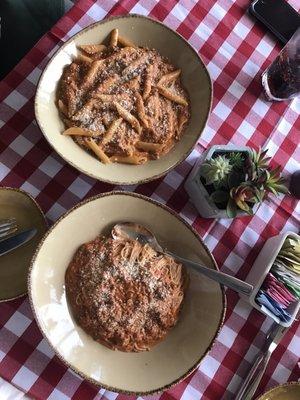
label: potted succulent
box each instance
[185,145,288,219]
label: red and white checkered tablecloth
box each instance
[0,0,299,399]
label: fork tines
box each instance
[0,218,18,239]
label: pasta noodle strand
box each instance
[136,141,162,152]
[143,64,153,100]
[77,54,93,64]
[63,127,101,137]
[110,28,119,47]
[78,44,107,55]
[114,102,142,134]
[85,138,111,164]
[102,118,123,145]
[118,35,136,48]
[110,153,148,165]
[157,85,188,106]
[158,69,181,86]
[135,92,149,128]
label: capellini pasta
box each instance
[65,225,187,352]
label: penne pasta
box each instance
[127,76,140,90]
[122,54,149,77]
[117,35,136,48]
[80,60,103,91]
[57,28,190,167]
[153,91,161,120]
[110,28,119,47]
[158,69,181,86]
[136,141,162,152]
[103,46,136,65]
[85,138,111,164]
[157,85,188,106]
[177,113,188,133]
[78,44,107,55]
[72,98,96,122]
[63,127,99,137]
[114,102,142,134]
[135,92,149,128]
[102,118,123,145]
[94,74,120,94]
[102,114,112,127]
[110,153,148,165]
[94,93,124,102]
[77,53,93,64]
[165,98,175,141]
[58,99,68,115]
[143,64,154,100]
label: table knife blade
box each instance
[0,228,37,256]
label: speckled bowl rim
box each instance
[256,381,300,400]
[34,13,213,186]
[28,191,226,395]
[0,186,47,303]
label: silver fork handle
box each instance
[166,251,253,296]
[235,350,272,400]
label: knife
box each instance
[235,320,293,400]
[0,228,37,256]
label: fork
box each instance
[0,218,18,240]
[235,315,297,400]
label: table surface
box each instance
[0,377,29,399]
[0,1,299,399]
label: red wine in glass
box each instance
[262,28,300,101]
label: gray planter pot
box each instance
[184,145,259,219]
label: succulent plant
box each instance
[251,147,271,169]
[264,167,289,196]
[228,184,258,216]
[228,152,244,169]
[244,148,271,181]
[201,155,232,185]
[201,147,288,218]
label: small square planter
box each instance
[242,231,300,327]
[184,145,259,219]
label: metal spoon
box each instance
[112,222,254,296]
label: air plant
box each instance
[200,148,288,218]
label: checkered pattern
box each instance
[0,1,299,399]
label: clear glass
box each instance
[262,27,300,101]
